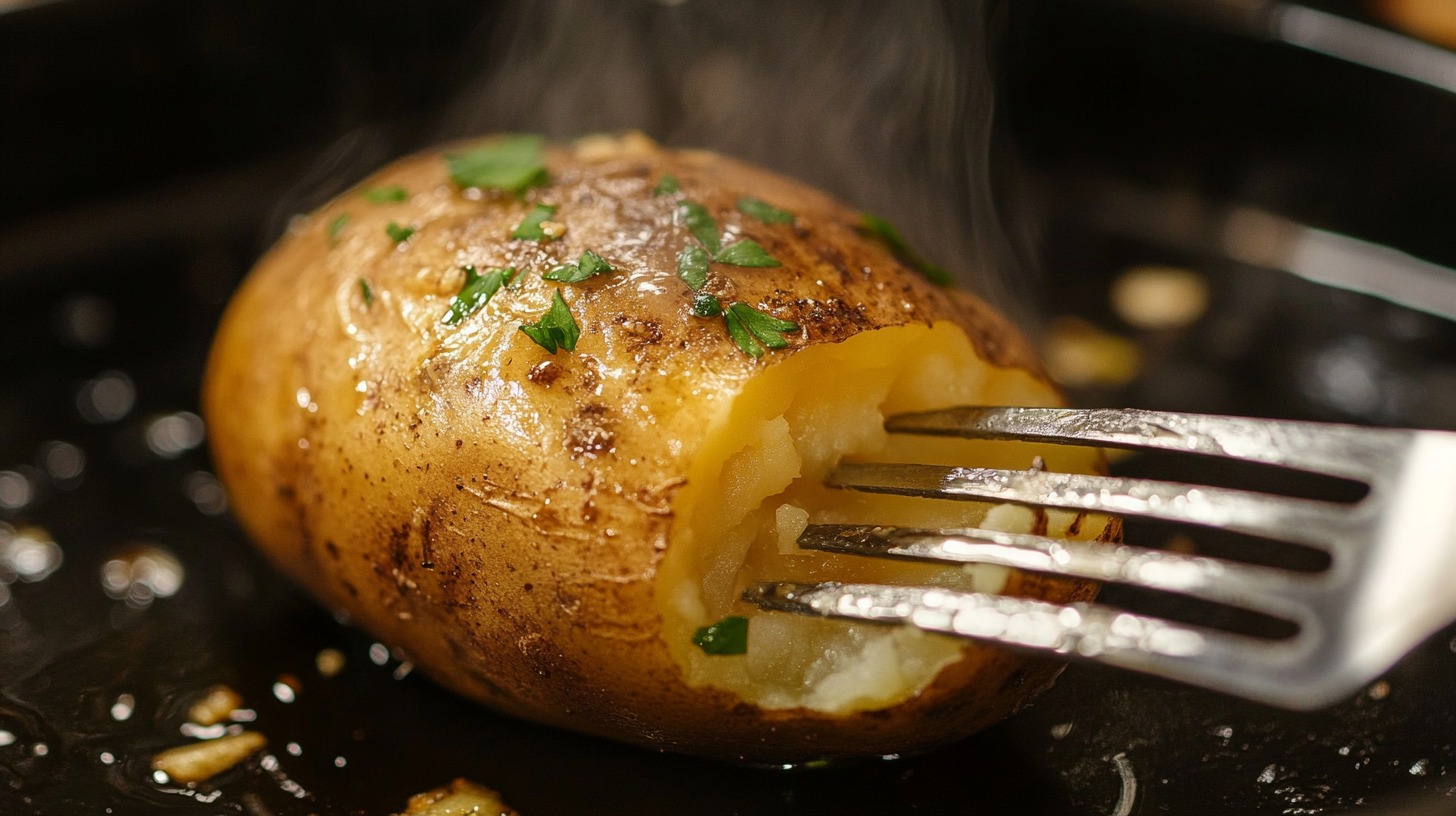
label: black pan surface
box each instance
[3,1,1455,813]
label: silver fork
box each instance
[742,407,1456,709]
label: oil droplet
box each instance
[272,681,297,704]
[3,525,62,582]
[39,441,85,483]
[315,648,346,677]
[0,472,32,511]
[334,756,347,768]
[0,730,15,747]
[368,643,390,665]
[286,742,302,757]
[144,412,205,459]
[110,694,135,721]
[183,472,228,516]
[100,545,183,607]
[77,371,136,423]
[1367,681,1391,701]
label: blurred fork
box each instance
[742,407,1456,709]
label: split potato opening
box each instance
[660,321,1103,713]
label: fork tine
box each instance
[828,463,1353,551]
[797,524,1318,618]
[886,406,1407,482]
[742,581,1332,710]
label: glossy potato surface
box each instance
[204,133,1105,761]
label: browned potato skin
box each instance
[204,134,1098,762]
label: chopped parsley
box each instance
[519,289,581,354]
[737,196,793,224]
[442,266,516,326]
[362,185,408,203]
[358,278,374,307]
[692,293,723,317]
[445,134,549,195]
[860,213,954,286]
[511,203,560,241]
[676,246,710,291]
[692,615,748,655]
[678,201,721,254]
[652,174,680,196]
[385,222,416,243]
[544,250,614,283]
[715,239,780,268]
[724,302,797,358]
[326,212,350,245]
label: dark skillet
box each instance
[2,1,1454,813]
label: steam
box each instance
[443,0,1035,318]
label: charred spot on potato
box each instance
[527,360,561,386]
[567,404,615,459]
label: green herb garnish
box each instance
[676,246,710,291]
[715,239,780,268]
[653,174,680,196]
[724,302,797,358]
[326,212,351,245]
[737,197,793,224]
[678,201,721,254]
[692,293,723,317]
[544,250,614,283]
[519,289,581,353]
[385,222,416,243]
[362,185,408,203]
[511,203,560,241]
[692,615,748,655]
[442,266,516,325]
[358,278,374,307]
[860,213,954,286]
[445,134,550,195]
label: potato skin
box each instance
[203,134,1095,761]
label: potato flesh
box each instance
[660,322,1098,713]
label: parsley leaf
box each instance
[385,222,416,243]
[724,302,797,358]
[544,250,615,283]
[442,266,516,326]
[511,203,560,241]
[860,213,954,286]
[736,196,793,224]
[715,239,780,268]
[678,201,721,254]
[676,246,710,291]
[652,174,680,196]
[519,289,581,354]
[358,278,374,307]
[692,615,748,655]
[326,212,350,245]
[692,293,723,317]
[445,135,550,195]
[362,185,408,203]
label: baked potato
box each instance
[203,132,1110,762]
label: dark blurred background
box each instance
[3,0,1456,813]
